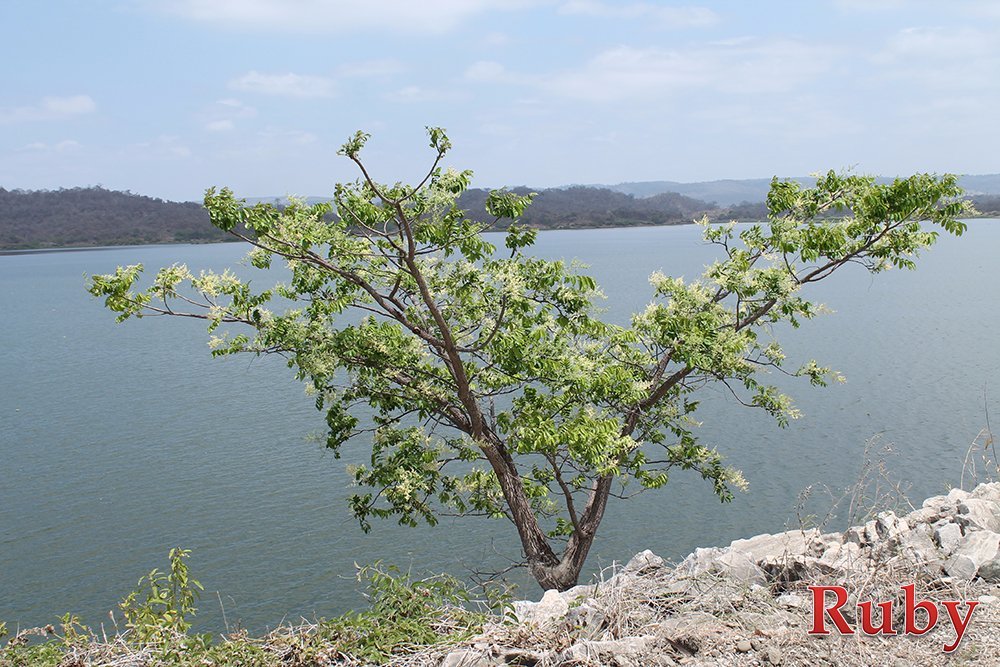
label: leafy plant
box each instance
[2,553,509,666]
[296,562,511,664]
[119,546,204,643]
[89,128,970,590]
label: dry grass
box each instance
[390,543,1000,666]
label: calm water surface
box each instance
[2,221,999,632]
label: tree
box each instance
[89,128,969,591]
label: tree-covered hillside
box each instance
[0,187,229,251]
[0,185,721,251]
[456,186,713,229]
[2,183,995,252]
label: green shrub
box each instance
[1,553,510,666]
[119,546,204,644]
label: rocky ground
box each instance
[400,482,1000,666]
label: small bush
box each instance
[0,553,510,666]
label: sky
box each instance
[1,0,999,202]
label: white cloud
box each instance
[549,46,710,100]
[257,128,318,145]
[833,0,905,11]
[0,95,97,124]
[335,59,403,78]
[216,98,258,117]
[543,40,835,102]
[836,0,1000,19]
[200,99,256,133]
[482,31,510,47]
[464,60,509,82]
[963,1,1000,20]
[213,127,321,162]
[54,139,82,151]
[20,139,83,152]
[871,27,1000,90]
[42,96,97,115]
[229,71,336,98]
[875,26,995,61]
[558,1,719,27]
[127,135,193,159]
[384,86,465,103]
[205,119,235,132]
[153,0,541,33]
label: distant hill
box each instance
[456,186,713,229]
[248,187,714,228]
[225,187,716,232]
[0,187,229,251]
[604,174,1000,207]
[956,175,1000,196]
[605,178,794,207]
[973,195,1000,215]
[3,174,999,251]
[2,186,718,251]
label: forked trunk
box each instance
[522,476,614,591]
[484,439,614,591]
[529,546,591,591]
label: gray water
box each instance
[2,221,998,633]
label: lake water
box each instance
[2,221,999,633]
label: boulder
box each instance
[979,557,1000,582]
[513,589,569,625]
[905,505,940,525]
[563,602,608,640]
[971,482,1000,504]
[818,540,864,572]
[440,648,498,667]
[896,524,944,570]
[775,593,809,610]
[658,612,727,654]
[673,547,726,579]
[763,646,784,664]
[933,522,964,555]
[956,498,1000,533]
[712,549,766,586]
[560,583,596,605]
[759,555,837,586]
[729,529,817,564]
[559,636,654,664]
[944,553,979,580]
[944,530,1000,580]
[922,495,962,524]
[875,511,909,543]
[948,487,972,503]
[922,494,949,511]
[623,549,666,574]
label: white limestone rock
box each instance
[956,498,1000,533]
[934,522,965,555]
[623,549,666,574]
[944,530,1000,580]
[971,482,1000,504]
[439,648,497,667]
[512,588,569,625]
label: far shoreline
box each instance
[3,214,998,256]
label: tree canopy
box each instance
[89,128,969,590]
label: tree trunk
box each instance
[526,475,614,591]
[529,557,585,591]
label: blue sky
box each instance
[1,1,998,201]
